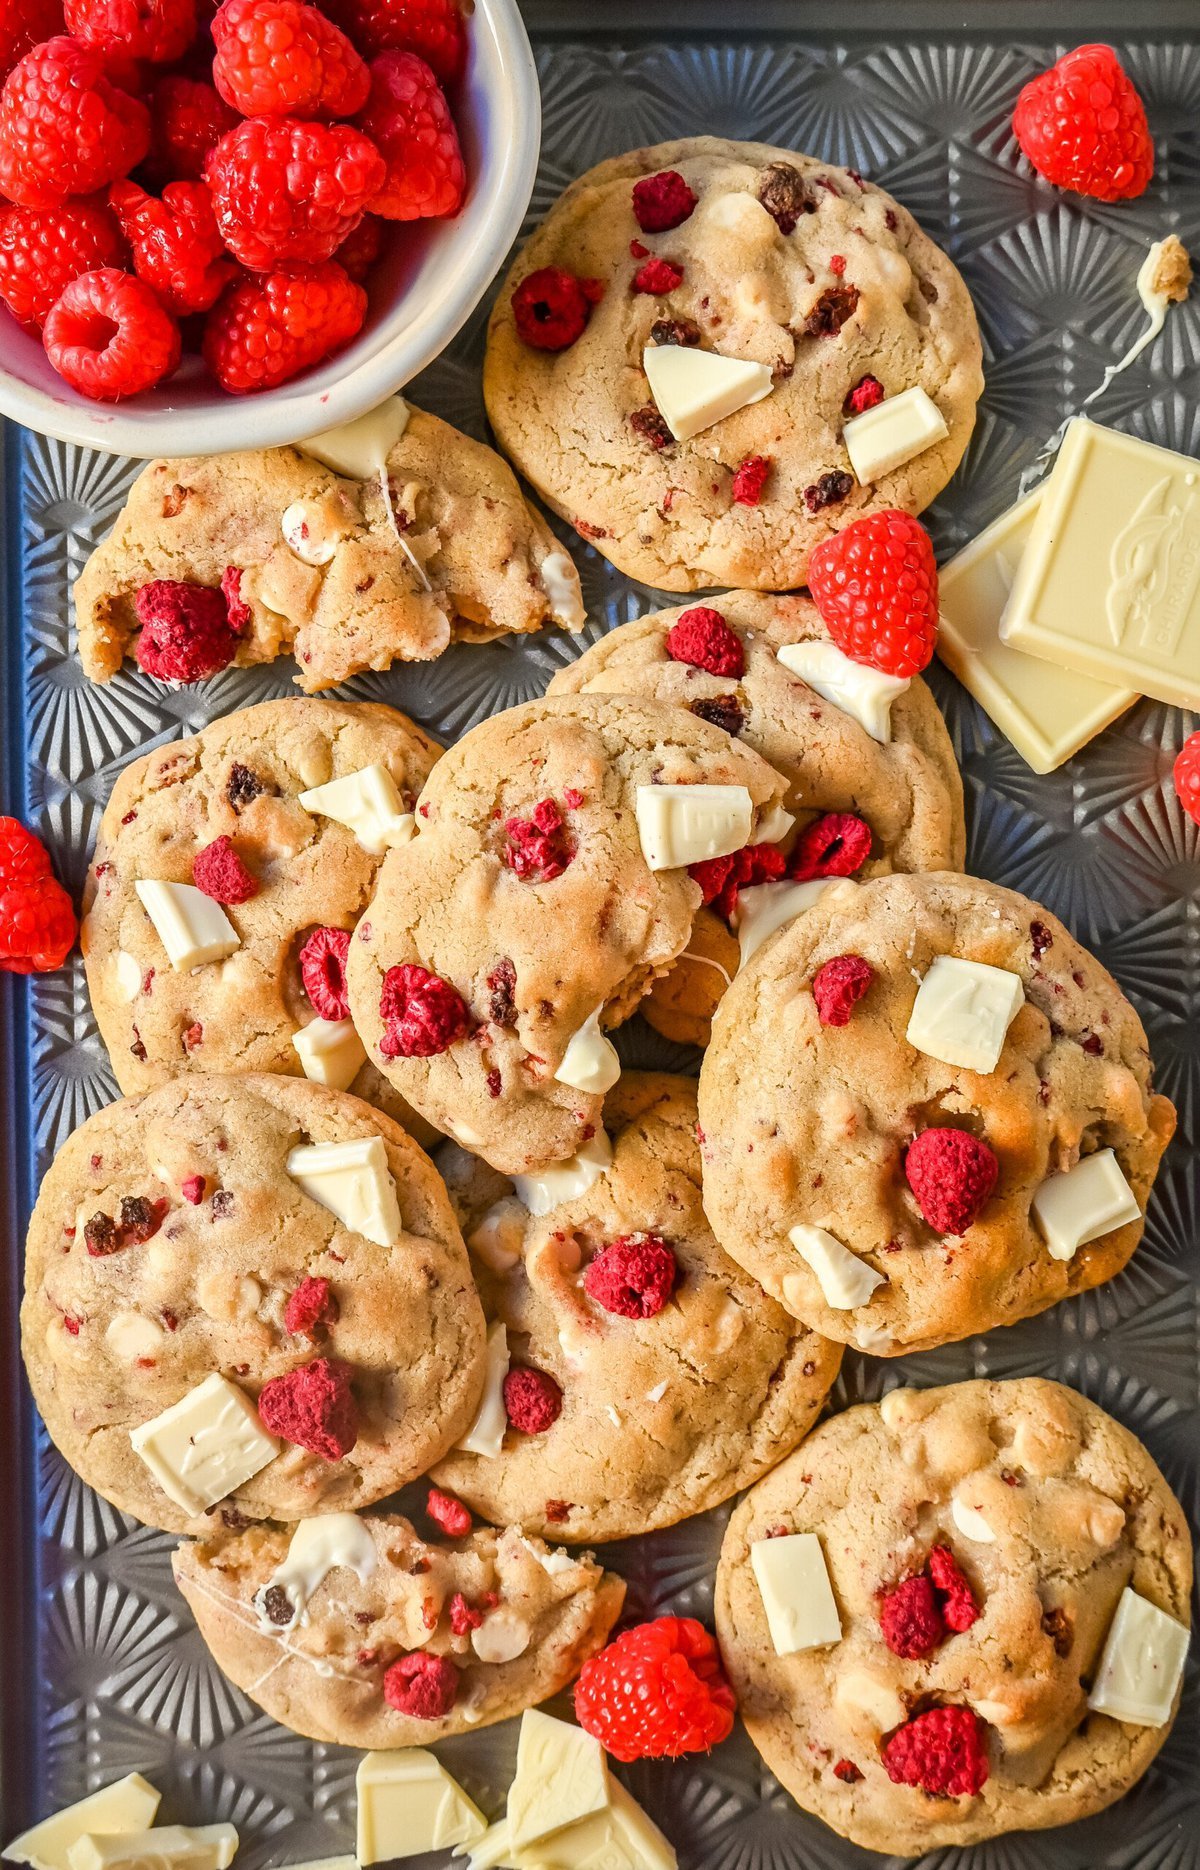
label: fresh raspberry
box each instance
[807,510,939,679]
[0,199,125,333]
[813,954,875,1026]
[665,607,744,677]
[213,0,369,119]
[584,1234,678,1319]
[1013,44,1153,202]
[300,926,352,1019]
[146,77,239,186]
[879,1573,944,1659]
[284,1275,337,1337]
[0,817,52,890]
[426,1487,472,1537]
[203,261,367,393]
[511,265,602,351]
[63,0,196,62]
[788,812,871,881]
[1173,730,1200,826]
[845,373,884,415]
[0,0,64,78]
[378,962,469,1056]
[323,0,466,82]
[0,864,76,972]
[503,798,572,883]
[502,1365,562,1434]
[881,1706,989,1799]
[257,1356,358,1459]
[633,255,683,294]
[732,454,771,506]
[335,210,383,279]
[356,50,465,220]
[192,835,258,903]
[205,117,385,269]
[109,179,235,316]
[133,579,240,681]
[43,267,180,401]
[905,1128,999,1235]
[693,842,787,925]
[631,169,697,233]
[382,1650,458,1719]
[575,1617,736,1763]
[0,38,151,209]
[928,1545,980,1633]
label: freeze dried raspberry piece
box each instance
[803,469,853,514]
[632,255,683,294]
[503,798,572,882]
[109,178,236,316]
[881,1705,989,1798]
[690,842,787,925]
[503,1365,562,1433]
[379,963,469,1056]
[181,1174,206,1204]
[383,1650,458,1718]
[788,812,871,881]
[630,405,673,450]
[905,1128,999,1235]
[300,926,352,1019]
[879,1573,944,1659]
[284,1275,337,1338]
[257,1356,358,1459]
[0,200,126,334]
[448,1591,487,1635]
[511,265,602,350]
[426,1486,471,1537]
[812,954,874,1026]
[43,267,180,401]
[845,373,884,414]
[134,579,240,682]
[928,1545,980,1633]
[0,37,150,208]
[192,835,258,903]
[631,168,697,233]
[584,1233,678,1319]
[665,607,744,677]
[731,454,771,506]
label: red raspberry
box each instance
[731,454,771,506]
[1013,44,1153,203]
[357,50,465,220]
[905,1128,999,1235]
[693,842,787,925]
[0,200,126,334]
[879,1573,944,1659]
[0,817,52,889]
[213,0,369,119]
[665,607,744,677]
[584,1234,678,1319]
[1173,730,1200,826]
[43,267,180,401]
[335,210,383,280]
[928,1545,980,1634]
[502,1365,562,1434]
[448,1591,485,1635]
[0,855,76,972]
[812,953,875,1026]
[378,962,469,1056]
[181,1174,206,1204]
[64,0,195,62]
[789,812,871,882]
[300,926,352,1019]
[689,852,736,907]
[109,179,236,316]
[426,1486,472,1537]
[324,0,466,82]
[632,255,683,294]
[806,511,939,679]
[192,835,258,903]
[881,1706,989,1799]
[383,1650,458,1719]
[503,798,572,883]
[205,117,385,270]
[0,0,64,78]
[0,38,151,209]
[257,1356,358,1459]
[133,579,240,681]
[845,373,884,415]
[203,261,366,393]
[284,1275,337,1337]
[146,77,239,185]
[575,1617,735,1763]
[631,169,697,233]
[511,265,602,351]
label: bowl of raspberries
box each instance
[0,0,539,455]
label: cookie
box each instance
[345,693,788,1174]
[74,401,585,692]
[716,1379,1192,1852]
[550,592,965,1044]
[483,137,982,591]
[173,1512,624,1748]
[430,1074,841,1542]
[698,872,1175,1355]
[82,698,439,1144]
[21,1074,486,1534]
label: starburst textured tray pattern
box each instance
[2,17,1200,1870]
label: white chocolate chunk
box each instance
[521,1783,676,1870]
[286,1136,401,1248]
[356,1750,486,1865]
[512,1130,612,1217]
[842,385,949,483]
[135,881,239,972]
[906,953,1025,1074]
[105,1310,165,1363]
[554,1007,620,1095]
[642,343,773,442]
[1031,1147,1141,1262]
[471,1605,532,1664]
[951,1495,996,1543]
[112,950,142,1003]
[1087,1587,1189,1726]
[456,1321,510,1458]
[130,1373,277,1514]
[835,1668,908,1737]
[298,763,415,856]
[467,1197,526,1273]
[452,1824,512,1870]
[755,801,796,845]
[788,1223,885,1309]
[292,1017,367,1091]
[540,550,586,630]
[734,877,852,965]
[67,1829,236,1870]
[750,1532,842,1655]
[301,395,410,481]
[265,1513,378,1623]
[636,783,753,871]
[6,1778,161,1870]
[507,1711,610,1849]
[777,640,909,744]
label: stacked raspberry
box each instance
[0,0,468,400]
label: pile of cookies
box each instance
[15,131,1192,1864]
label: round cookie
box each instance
[173,1513,624,1748]
[698,873,1175,1355]
[345,694,788,1175]
[82,698,440,1144]
[21,1074,486,1533]
[716,1379,1193,1852]
[550,592,965,1044]
[484,137,983,591]
[431,1074,842,1543]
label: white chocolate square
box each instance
[554,1007,621,1095]
[735,878,854,965]
[67,1828,237,1870]
[635,784,753,871]
[356,1750,486,1864]
[5,1779,161,1870]
[1031,1148,1141,1262]
[750,1532,842,1655]
[291,1017,367,1091]
[1087,1587,1189,1726]
[842,385,948,483]
[777,640,909,744]
[135,881,239,972]
[642,344,773,442]
[286,1136,401,1247]
[298,763,415,856]
[512,1131,613,1218]
[507,1711,610,1849]
[906,953,1025,1074]
[130,1374,278,1515]
[788,1223,886,1310]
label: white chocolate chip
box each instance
[951,1495,996,1544]
[282,498,342,565]
[540,550,585,629]
[105,1310,165,1362]
[112,950,143,1003]
[470,1606,531,1665]
[467,1198,526,1273]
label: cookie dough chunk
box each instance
[484,138,982,591]
[21,1075,486,1533]
[551,593,965,1043]
[698,873,1175,1355]
[173,1512,624,1748]
[346,694,788,1174]
[431,1074,841,1542]
[74,403,584,692]
[716,1379,1192,1852]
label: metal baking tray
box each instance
[2,4,1198,1865]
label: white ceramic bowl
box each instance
[0,0,539,458]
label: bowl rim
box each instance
[0,0,540,459]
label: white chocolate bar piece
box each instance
[1031,1147,1141,1261]
[788,1223,885,1310]
[286,1136,401,1248]
[135,881,239,973]
[842,385,948,483]
[906,953,1025,1074]
[5,1778,161,1870]
[635,784,753,871]
[356,1750,486,1864]
[130,1373,278,1514]
[643,344,773,442]
[750,1531,842,1655]
[1087,1587,1189,1726]
[777,640,909,744]
[298,764,415,856]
